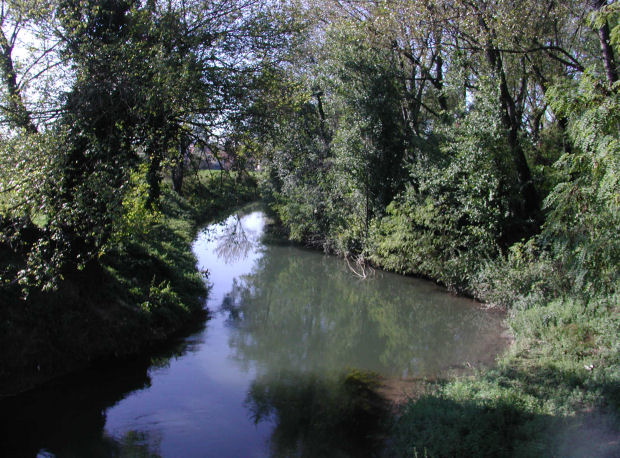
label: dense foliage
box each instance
[1,0,618,454]
[245,0,619,454]
[0,0,272,392]
[253,0,618,299]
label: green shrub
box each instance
[369,84,518,292]
[392,393,542,458]
[110,164,161,246]
[474,239,567,309]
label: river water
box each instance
[1,205,507,457]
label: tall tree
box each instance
[590,0,618,87]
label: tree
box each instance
[0,0,60,133]
[0,0,295,290]
[590,0,618,87]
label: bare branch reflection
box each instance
[214,214,257,263]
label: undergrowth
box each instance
[390,284,619,457]
[0,170,257,396]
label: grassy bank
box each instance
[0,170,257,397]
[363,216,620,456]
[389,295,619,456]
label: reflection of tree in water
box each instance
[220,277,250,324]
[0,334,198,457]
[107,430,162,457]
[214,214,257,263]
[221,244,506,378]
[246,369,390,458]
[219,245,504,456]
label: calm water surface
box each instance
[1,205,507,457]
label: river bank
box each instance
[389,293,619,457]
[2,180,616,456]
[260,197,619,456]
[0,171,258,398]
[1,204,511,457]
[385,283,619,456]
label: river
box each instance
[0,205,507,457]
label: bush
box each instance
[474,239,567,309]
[369,84,519,292]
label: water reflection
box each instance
[214,213,260,264]
[220,242,505,379]
[214,211,505,455]
[0,336,199,458]
[108,430,162,457]
[246,370,390,457]
[0,208,506,458]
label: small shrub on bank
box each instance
[473,239,568,309]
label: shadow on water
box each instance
[0,331,203,458]
[246,370,391,458]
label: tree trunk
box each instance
[171,137,189,194]
[591,0,618,87]
[486,45,540,234]
[146,152,162,209]
[0,30,37,133]
[434,53,448,114]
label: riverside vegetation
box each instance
[0,170,257,395]
[0,0,272,395]
[1,0,618,456]
[245,1,619,456]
